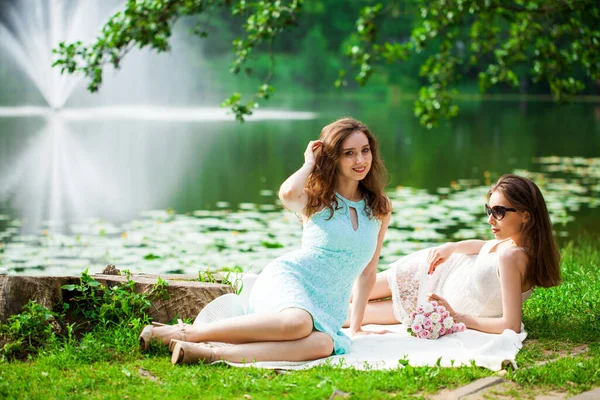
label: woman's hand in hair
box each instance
[278,140,322,214]
[304,140,322,167]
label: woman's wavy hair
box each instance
[488,174,561,288]
[304,117,391,220]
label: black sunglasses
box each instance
[485,204,518,220]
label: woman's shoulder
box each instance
[381,194,392,209]
[497,246,528,275]
[366,194,391,226]
[301,204,332,222]
[497,246,528,262]
[365,193,392,217]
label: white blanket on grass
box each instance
[194,275,526,371]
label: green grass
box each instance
[522,239,600,343]
[1,237,599,399]
[0,351,490,399]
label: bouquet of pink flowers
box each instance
[402,301,466,339]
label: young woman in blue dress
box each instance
[139,117,392,364]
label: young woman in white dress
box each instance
[346,174,561,334]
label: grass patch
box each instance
[507,235,600,396]
[522,238,600,343]
[1,237,599,398]
[0,349,490,399]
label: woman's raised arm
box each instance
[278,141,321,214]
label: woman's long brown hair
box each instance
[304,117,391,220]
[489,174,561,288]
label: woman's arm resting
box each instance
[349,211,391,335]
[427,240,487,274]
[450,239,487,254]
[432,249,526,333]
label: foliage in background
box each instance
[348,0,600,127]
[53,0,600,126]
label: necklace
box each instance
[337,190,362,202]
[349,191,362,202]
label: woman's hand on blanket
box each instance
[427,243,455,274]
[350,328,393,337]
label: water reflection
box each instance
[0,155,598,276]
[0,107,317,233]
[0,106,317,122]
[0,113,149,232]
[0,100,599,276]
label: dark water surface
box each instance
[0,98,599,275]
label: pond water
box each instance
[0,98,599,276]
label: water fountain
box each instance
[0,0,111,109]
[0,0,316,233]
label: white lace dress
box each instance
[387,240,533,322]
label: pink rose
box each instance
[411,324,423,333]
[457,323,466,332]
[416,306,424,314]
[424,312,431,318]
[410,311,417,320]
[418,330,431,339]
[439,327,447,336]
[438,306,447,314]
[423,319,433,329]
[430,301,438,308]
[451,324,461,333]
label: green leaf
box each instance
[87,280,101,288]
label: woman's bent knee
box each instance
[279,309,313,339]
[310,332,334,359]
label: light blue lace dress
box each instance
[248,193,382,354]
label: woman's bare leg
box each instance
[360,300,398,325]
[369,270,393,300]
[345,270,394,326]
[151,308,313,345]
[350,270,393,303]
[212,331,334,363]
[343,299,397,327]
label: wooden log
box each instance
[92,274,235,322]
[0,273,234,323]
[0,275,78,321]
